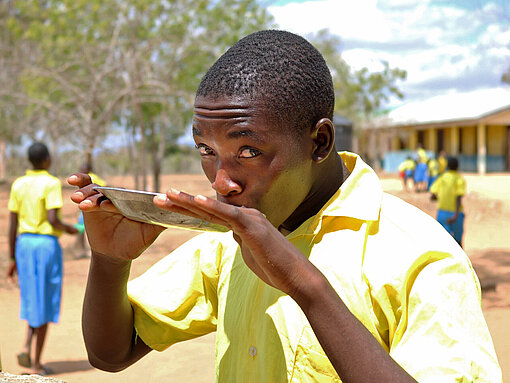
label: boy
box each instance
[398,156,415,191]
[413,143,428,192]
[8,142,78,375]
[68,30,501,382]
[430,156,466,247]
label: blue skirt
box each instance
[15,233,63,328]
[437,210,465,244]
[414,162,428,183]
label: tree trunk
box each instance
[130,98,147,190]
[139,116,148,190]
[148,121,161,192]
[156,114,169,192]
[129,125,139,189]
[0,138,6,181]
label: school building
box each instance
[356,88,510,174]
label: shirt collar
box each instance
[321,152,382,221]
[287,152,382,239]
[26,169,50,176]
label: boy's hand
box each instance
[6,260,17,284]
[446,215,458,224]
[154,189,313,297]
[67,173,166,262]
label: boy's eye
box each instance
[238,148,260,158]
[195,144,214,156]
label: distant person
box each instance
[398,156,415,191]
[413,143,428,192]
[7,142,78,375]
[426,156,439,191]
[430,157,466,247]
[437,150,448,174]
[75,162,106,258]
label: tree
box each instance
[308,29,406,123]
[4,0,274,187]
[115,0,274,190]
[0,0,27,180]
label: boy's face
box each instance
[193,95,316,229]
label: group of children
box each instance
[398,146,448,193]
[398,146,466,247]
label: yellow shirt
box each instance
[88,172,106,187]
[438,155,448,173]
[8,169,64,236]
[128,153,501,382]
[427,159,439,177]
[398,159,415,172]
[430,170,466,212]
[417,147,427,163]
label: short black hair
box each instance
[447,157,459,170]
[28,142,49,168]
[196,30,335,135]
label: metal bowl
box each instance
[93,186,229,233]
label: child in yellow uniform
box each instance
[398,156,415,191]
[68,30,502,382]
[413,144,428,192]
[437,150,448,174]
[430,157,466,247]
[426,156,439,190]
[8,142,78,375]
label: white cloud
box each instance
[268,0,510,104]
[268,0,393,41]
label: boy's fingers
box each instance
[78,193,116,211]
[67,173,93,188]
[155,193,231,227]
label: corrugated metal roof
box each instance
[367,87,510,128]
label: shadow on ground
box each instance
[469,249,510,309]
[45,359,93,375]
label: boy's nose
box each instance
[212,168,242,196]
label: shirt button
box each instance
[249,346,257,357]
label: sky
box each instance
[265,0,510,107]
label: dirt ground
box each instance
[1,172,509,382]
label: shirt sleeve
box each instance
[45,178,64,210]
[388,251,502,382]
[429,176,440,194]
[455,176,466,197]
[7,183,20,212]
[127,233,224,351]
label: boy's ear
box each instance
[311,118,335,163]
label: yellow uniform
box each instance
[428,159,439,178]
[430,170,466,212]
[417,147,427,163]
[88,172,106,187]
[8,169,64,236]
[438,155,448,174]
[398,159,415,173]
[128,153,501,382]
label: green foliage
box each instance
[503,68,510,86]
[1,1,409,181]
[308,29,407,124]
[2,0,273,177]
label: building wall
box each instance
[425,128,437,153]
[461,125,477,155]
[362,122,509,173]
[487,125,506,155]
